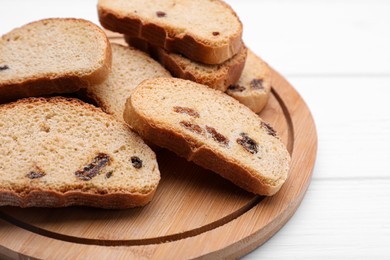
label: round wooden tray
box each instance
[0,38,317,259]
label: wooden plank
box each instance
[287,77,390,179]
[244,179,390,259]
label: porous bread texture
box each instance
[0,97,160,208]
[98,0,242,64]
[0,18,111,103]
[124,78,290,196]
[226,50,272,113]
[125,35,247,92]
[87,43,170,121]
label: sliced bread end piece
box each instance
[124,77,290,196]
[0,97,160,208]
[0,18,112,103]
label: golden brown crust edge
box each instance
[124,98,282,196]
[125,35,247,92]
[0,189,157,209]
[98,8,242,65]
[0,51,111,104]
[156,48,246,92]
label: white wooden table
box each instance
[1,0,389,259]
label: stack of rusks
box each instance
[0,0,290,209]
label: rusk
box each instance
[98,0,243,64]
[124,78,290,195]
[227,50,272,113]
[125,36,246,92]
[0,18,111,103]
[86,43,170,121]
[0,97,160,208]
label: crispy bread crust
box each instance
[0,189,156,209]
[125,36,247,92]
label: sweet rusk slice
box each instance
[0,18,111,103]
[124,78,290,195]
[125,35,247,92]
[86,43,171,122]
[0,97,160,208]
[98,0,243,64]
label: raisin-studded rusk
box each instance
[0,18,111,103]
[226,50,272,113]
[86,43,171,121]
[124,78,290,196]
[125,36,247,92]
[0,97,160,208]
[98,0,243,64]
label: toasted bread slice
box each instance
[98,0,242,64]
[227,50,272,113]
[124,78,290,195]
[86,43,170,121]
[125,36,246,92]
[0,18,111,103]
[0,97,160,208]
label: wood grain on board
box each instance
[0,35,317,259]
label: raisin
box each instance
[0,65,9,71]
[180,121,204,135]
[228,85,246,92]
[131,156,143,169]
[237,133,258,154]
[75,153,111,181]
[156,11,166,17]
[261,121,277,137]
[250,79,264,90]
[212,32,220,36]
[206,126,229,146]
[173,106,200,118]
[105,171,113,178]
[26,170,45,179]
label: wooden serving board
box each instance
[0,35,317,259]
